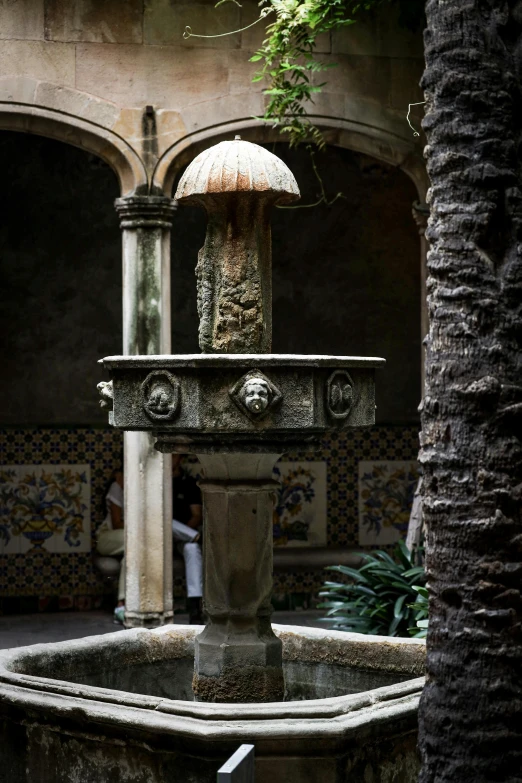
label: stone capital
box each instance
[412,200,430,235]
[114,195,177,230]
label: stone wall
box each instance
[0,0,426,195]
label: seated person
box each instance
[172,454,203,624]
[97,459,204,625]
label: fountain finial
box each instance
[175,139,299,354]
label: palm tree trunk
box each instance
[419,2,522,781]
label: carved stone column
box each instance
[115,195,176,628]
[193,453,284,703]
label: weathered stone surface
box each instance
[112,106,187,158]
[228,50,264,96]
[389,58,424,111]
[315,54,390,108]
[102,354,382,451]
[44,0,143,43]
[75,43,229,107]
[331,4,423,59]
[144,0,241,49]
[183,144,289,353]
[34,82,120,128]
[0,0,44,40]
[0,40,75,86]
[102,141,382,703]
[179,92,266,136]
[193,453,283,702]
[0,624,424,782]
[176,139,299,353]
[0,75,38,103]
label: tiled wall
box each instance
[0,426,419,610]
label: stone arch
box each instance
[153,113,428,202]
[0,78,147,196]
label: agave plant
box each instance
[318,540,426,638]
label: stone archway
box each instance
[0,78,147,196]
[152,114,427,201]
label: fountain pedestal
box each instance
[194,453,283,702]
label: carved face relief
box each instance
[241,378,270,414]
[229,370,282,421]
[142,371,181,421]
[97,380,113,411]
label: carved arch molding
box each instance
[153,116,428,203]
[0,78,427,201]
[0,78,147,196]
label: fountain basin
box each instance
[102,353,383,452]
[0,624,424,783]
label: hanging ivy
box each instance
[186,0,425,146]
[248,0,425,146]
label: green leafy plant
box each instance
[250,0,426,146]
[409,584,428,638]
[318,539,427,637]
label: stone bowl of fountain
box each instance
[0,139,424,783]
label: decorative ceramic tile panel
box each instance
[0,428,123,600]
[0,426,419,603]
[358,461,419,546]
[273,461,327,547]
[0,465,90,554]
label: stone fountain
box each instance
[104,137,382,704]
[0,140,425,782]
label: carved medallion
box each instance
[326,371,354,420]
[229,370,282,421]
[142,371,181,421]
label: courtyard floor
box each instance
[0,609,325,650]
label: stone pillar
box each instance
[115,196,176,628]
[193,453,284,703]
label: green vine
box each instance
[213,0,425,147]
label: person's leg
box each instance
[181,542,203,623]
[97,529,124,557]
[97,530,125,622]
[117,557,126,603]
[172,519,200,543]
[183,542,203,597]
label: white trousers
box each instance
[97,529,125,602]
[173,519,203,598]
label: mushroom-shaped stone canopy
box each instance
[175,138,300,205]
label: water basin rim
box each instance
[0,624,425,724]
[0,678,420,750]
[0,665,424,721]
[101,354,386,369]
[0,623,426,665]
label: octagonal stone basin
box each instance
[0,625,425,783]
